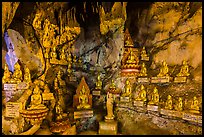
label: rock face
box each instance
[1,2,202,135]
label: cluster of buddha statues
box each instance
[2,62,32,84]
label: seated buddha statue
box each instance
[60,49,66,61]
[95,74,102,90]
[50,47,57,60]
[189,96,200,114]
[177,60,190,77]
[141,47,148,58]
[57,70,66,86]
[135,84,147,102]
[24,66,32,84]
[139,62,147,77]
[77,86,91,110]
[28,85,46,110]
[55,103,64,121]
[175,97,183,111]
[2,63,11,84]
[126,48,137,64]
[11,62,23,84]
[122,78,132,97]
[165,95,173,110]
[148,87,159,105]
[157,61,169,77]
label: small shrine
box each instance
[73,77,93,119]
[120,29,140,77]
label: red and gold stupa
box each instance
[120,29,140,77]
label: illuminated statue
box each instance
[2,63,11,84]
[109,80,116,89]
[60,49,66,61]
[55,103,64,121]
[135,84,147,102]
[28,85,46,110]
[141,47,148,58]
[122,78,132,97]
[77,86,91,109]
[11,62,23,83]
[126,49,137,64]
[177,60,190,77]
[139,62,147,77]
[189,96,200,114]
[165,95,173,110]
[157,61,169,77]
[50,47,57,59]
[95,73,102,90]
[105,92,114,120]
[175,97,183,111]
[24,66,32,84]
[148,87,159,105]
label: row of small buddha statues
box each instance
[2,62,32,84]
[49,46,83,65]
[133,84,200,114]
[139,60,190,77]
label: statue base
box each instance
[120,97,130,103]
[50,119,71,133]
[183,112,202,124]
[133,100,145,107]
[141,56,149,61]
[17,82,29,90]
[137,77,150,83]
[74,109,93,119]
[160,109,176,118]
[147,104,158,112]
[174,76,187,83]
[92,90,101,96]
[151,76,170,83]
[5,102,22,118]
[98,120,118,135]
[69,76,77,82]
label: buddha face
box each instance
[183,60,187,65]
[126,79,130,85]
[178,97,182,102]
[193,96,197,101]
[33,85,40,94]
[142,63,145,67]
[162,61,166,66]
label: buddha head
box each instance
[178,97,182,102]
[162,61,167,66]
[97,74,101,81]
[167,95,172,100]
[182,60,187,65]
[53,47,56,52]
[14,62,21,71]
[141,85,145,90]
[125,78,130,85]
[153,87,158,94]
[33,85,40,94]
[142,62,146,68]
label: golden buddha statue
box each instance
[24,66,32,84]
[57,70,66,86]
[105,92,114,120]
[67,52,72,63]
[55,103,64,121]
[122,78,132,97]
[109,80,116,89]
[2,63,11,84]
[177,60,190,77]
[73,55,77,64]
[135,84,147,102]
[95,73,102,90]
[157,61,169,77]
[139,62,147,77]
[77,86,91,110]
[148,87,159,105]
[165,95,173,110]
[60,49,66,61]
[126,48,137,64]
[11,62,23,83]
[175,97,183,111]
[189,96,200,114]
[50,47,57,59]
[28,85,46,110]
[141,47,148,58]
